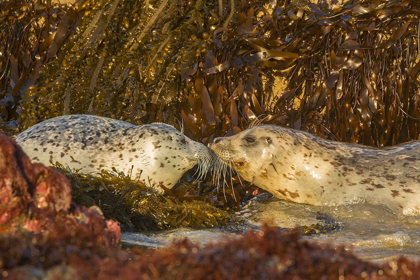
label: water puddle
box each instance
[122,194,420,262]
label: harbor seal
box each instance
[15,114,212,190]
[210,125,420,215]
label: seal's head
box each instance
[130,123,213,187]
[209,125,278,183]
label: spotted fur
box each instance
[16,115,212,190]
[210,125,420,215]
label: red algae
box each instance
[0,132,120,242]
[2,225,420,279]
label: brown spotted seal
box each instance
[210,125,420,215]
[15,114,212,190]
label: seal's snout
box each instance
[213,137,223,144]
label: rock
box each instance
[0,132,120,244]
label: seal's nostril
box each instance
[214,138,222,144]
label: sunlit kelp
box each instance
[4,0,420,143]
[18,0,237,129]
[181,0,420,147]
[0,0,81,135]
[54,164,233,231]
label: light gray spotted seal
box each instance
[15,114,212,190]
[210,125,420,215]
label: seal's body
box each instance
[210,125,420,215]
[16,115,212,189]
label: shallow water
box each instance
[122,194,420,262]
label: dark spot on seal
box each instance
[167,135,173,141]
[403,189,415,194]
[385,174,397,181]
[366,187,374,191]
[60,152,65,158]
[160,163,164,167]
[70,156,81,164]
[279,188,300,199]
[373,183,385,189]
[391,190,400,198]
[153,141,161,149]
[360,178,372,184]
[270,163,278,173]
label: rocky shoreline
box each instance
[1,132,419,279]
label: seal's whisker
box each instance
[229,159,238,203]
[248,115,268,129]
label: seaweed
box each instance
[0,0,81,135]
[54,163,233,231]
[181,0,420,147]
[2,224,420,279]
[2,0,419,144]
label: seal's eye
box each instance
[266,137,272,144]
[245,137,255,143]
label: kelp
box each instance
[3,0,420,143]
[17,0,236,129]
[181,0,420,147]
[0,0,81,135]
[54,164,233,231]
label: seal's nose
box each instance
[213,137,223,144]
[208,137,223,148]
